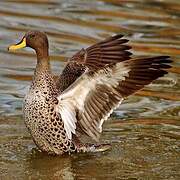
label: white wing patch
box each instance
[56,100,77,139]
[56,63,130,140]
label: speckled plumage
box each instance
[23,67,76,155]
[8,31,172,155]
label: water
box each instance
[0,0,180,179]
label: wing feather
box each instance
[56,34,131,92]
[56,62,130,140]
[56,54,171,141]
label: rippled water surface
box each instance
[0,0,180,179]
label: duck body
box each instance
[8,31,172,155]
[23,64,76,155]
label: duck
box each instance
[8,31,172,155]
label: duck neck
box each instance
[35,47,51,74]
[32,49,53,90]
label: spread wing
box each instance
[55,56,172,141]
[57,34,132,92]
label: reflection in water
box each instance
[26,153,75,179]
[0,0,180,179]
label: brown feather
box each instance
[57,34,131,92]
[56,35,172,141]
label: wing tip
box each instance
[153,56,173,70]
[112,34,124,39]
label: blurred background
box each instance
[0,0,179,179]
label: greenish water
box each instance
[0,0,180,179]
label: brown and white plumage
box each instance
[56,56,171,141]
[57,34,132,92]
[8,31,172,155]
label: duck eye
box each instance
[30,34,36,39]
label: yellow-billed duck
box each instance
[8,31,172,155]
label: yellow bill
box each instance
[8,38,26,51]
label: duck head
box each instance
[8,31,49,59]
